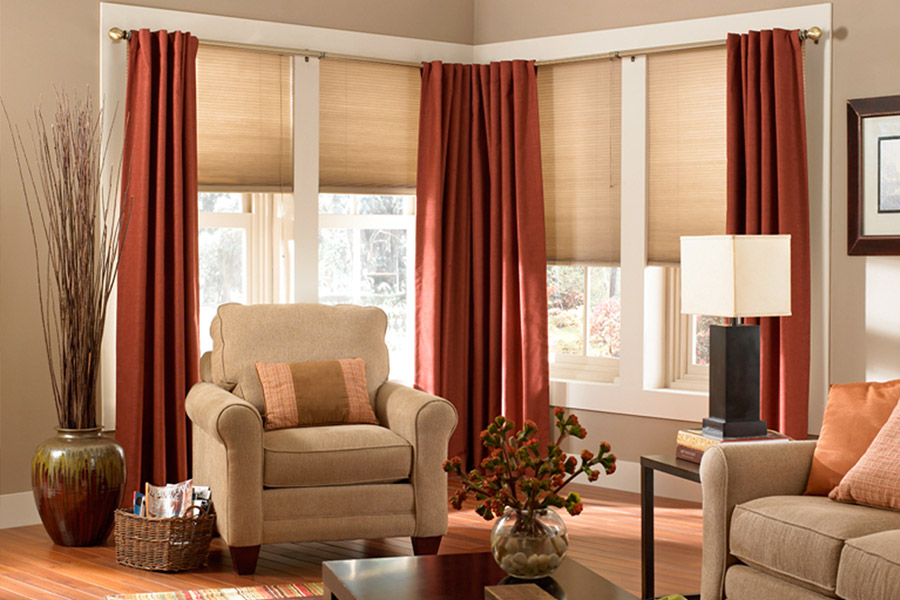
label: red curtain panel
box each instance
[415,60,550,466]
[117,29,201,499]
[726,29,810,440]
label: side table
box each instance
[640,454,701,600]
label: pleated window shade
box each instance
[319,59,421,192]
[537,59,622,265]
[647,46,727,266]
[196,44,293,192]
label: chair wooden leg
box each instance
[229,544,261,574]
[411,536,442,555]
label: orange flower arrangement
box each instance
[443,407,616,520]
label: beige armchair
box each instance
[185,303,458,574]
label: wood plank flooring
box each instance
[0,483,701,599]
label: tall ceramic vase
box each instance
[32,427,126,546]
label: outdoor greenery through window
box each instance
[547,265,621,359]
[318,194,415,382]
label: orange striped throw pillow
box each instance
[830,399,900,511]
[255,358,378,431]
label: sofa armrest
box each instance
[185,382,264,547]
[375,381,458,537]
[700,440,817,600]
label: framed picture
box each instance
[848,95,900,255]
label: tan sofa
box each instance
[700,441,900,600]
[185,303,458,574]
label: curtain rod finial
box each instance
[109,27,131,41]
[802,26,822,42]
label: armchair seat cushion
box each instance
[836,530,900,600]
[730,495,900,596]
[263,424,412,488]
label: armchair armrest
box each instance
[700,440,817,600]
[185,382,264,547]
[375,381,458,537]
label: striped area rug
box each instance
[105,582,324,600]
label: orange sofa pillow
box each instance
[255,358,378,431]
[830,399,900,511]
[804,379,900,496]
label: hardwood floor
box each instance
[0,483,701,599]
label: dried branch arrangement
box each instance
[5,91,129,429]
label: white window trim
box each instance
[477,3,832,423]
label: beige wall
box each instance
[0,0,473,498]
[115,0,475,44]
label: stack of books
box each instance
[676,428,790,464]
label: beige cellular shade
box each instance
[319,59,421,191]
[196,44,293,192]
[537,59,622,265]
[647,46,727,265]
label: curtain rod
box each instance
[108,25,822,68]
[107,28,423,68]
[534,26,823,66]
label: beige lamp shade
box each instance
[680,235,792,318]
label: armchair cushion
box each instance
[262,424,412,487]
[729,495,900,595]
[256,358,378,430]
[210,303,389,414]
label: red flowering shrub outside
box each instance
[589,297,621,358]
[443,408,616,521]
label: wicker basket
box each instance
[114,506,215,571]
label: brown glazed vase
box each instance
[32,427,126,546]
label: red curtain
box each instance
[415,60,550,466]
[117,29,201,499]
[726,30,810,440]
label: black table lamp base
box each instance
[702,323,768,439]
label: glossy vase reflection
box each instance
[490,507,569,579]
[32,427,126,546]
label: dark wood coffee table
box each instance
[322,552,638,600]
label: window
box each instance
[646,46,728,389]
[198,192,294,353]
[317,59,420,381]
[538,58,622,382]
[318,194,415,382]
[195,44,294,353]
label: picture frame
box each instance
[847,95,900,255]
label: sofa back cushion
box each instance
[210,303,389,414]
[804,379,900,496]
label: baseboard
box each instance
[580,459,702,503]
[0,491,41,529]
